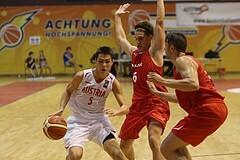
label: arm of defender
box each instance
[149,0,165,66]
[115,3,137,56]
[146,80,178,103]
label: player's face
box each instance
[165,42,175,59]
[95,53,113,74]
[135,31,151,52]
[165,42,170,59]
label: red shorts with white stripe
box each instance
[172,102,228,146]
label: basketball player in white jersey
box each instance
[50,46,129,160]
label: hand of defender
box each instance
[146,80,158,94]
[147,72,165,86]
[115,3,131,15]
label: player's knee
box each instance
[120,139,135,154]
[68,149,83,160]
[68,153,83,160]
[110,149,125,160]
[104,141,125,160]
[120,141,128,152]
[148,135,160,150]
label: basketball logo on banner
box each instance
[0,9,41,52]
[128,9,150,35]
[0,24,22,46]
[214,25,240,53]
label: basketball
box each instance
[43,115,67,140]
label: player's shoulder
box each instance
[83,68,93,74]
[74,70,89,81]
[176,55,193,62]
[131,46,138,53]
[80,69,94,81]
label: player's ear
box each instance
[169,44,175,52]
[149,35,153,39]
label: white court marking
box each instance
[227,88,240,93]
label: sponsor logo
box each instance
[173,125,184,131]
[132,62,142,68]
[183,4,208,15]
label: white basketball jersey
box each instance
[68,68,115,120]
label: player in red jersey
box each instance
[147,32,228,160]
[115,1,169,160]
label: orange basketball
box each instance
[43,115,67,140]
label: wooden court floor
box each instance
[0,74,240,160]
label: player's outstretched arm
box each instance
[150,0,165,66]
[115,3,136,55]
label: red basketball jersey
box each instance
[131,49,168,103]
[174,55,225,113]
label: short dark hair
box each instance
[135,20,154,36]
[165,32,187,52]
[95,46,114,60]
[66,46,71,50]
[29,51,34,56]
